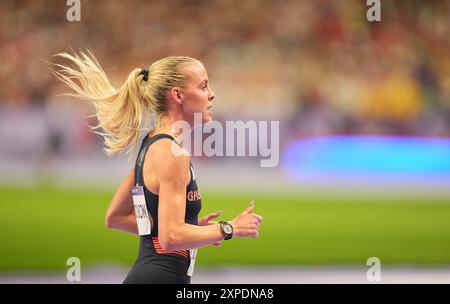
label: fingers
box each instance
[250,231,259,239]
[242,201,255,215]
[247,228,259,238]
[199,210,222,226]
[232,201,263,238]
[240,222,260,238]
[252,226,260,238]
[252,214,263,222]
[206,210,222,221]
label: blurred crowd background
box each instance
[0,0,449,161]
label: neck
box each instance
[149,111,189,144]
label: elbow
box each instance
[105,213,115,229]
[159,231,180,252]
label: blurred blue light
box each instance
[282,135,450,180]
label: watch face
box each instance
[224,224,232,234]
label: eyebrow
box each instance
[199,79,208,86]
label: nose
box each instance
[209,89,215,101]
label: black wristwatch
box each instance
[219,221,234,240]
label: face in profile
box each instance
[180,62,215,126]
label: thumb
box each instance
[242,201,254,215]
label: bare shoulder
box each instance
[147,138,190,184]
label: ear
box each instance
[169,87,183,105]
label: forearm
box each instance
[165,222,224,251]
[106,213,139,235]
[105,169,138,234]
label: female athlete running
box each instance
[54,50,263,284]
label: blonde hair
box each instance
[52,49,202,155]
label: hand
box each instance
[229,201,263,238]
[199,210,223,247]
[199,210,222,226]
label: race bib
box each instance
[131,186,151,236]
[187,249,198,276]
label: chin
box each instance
[205,112,213,123]
[200,110,212,124]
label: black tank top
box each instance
[134,134,202,260]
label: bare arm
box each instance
[156,141,263,252]
[105,169,140,235]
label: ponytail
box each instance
[53,49,202,155]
